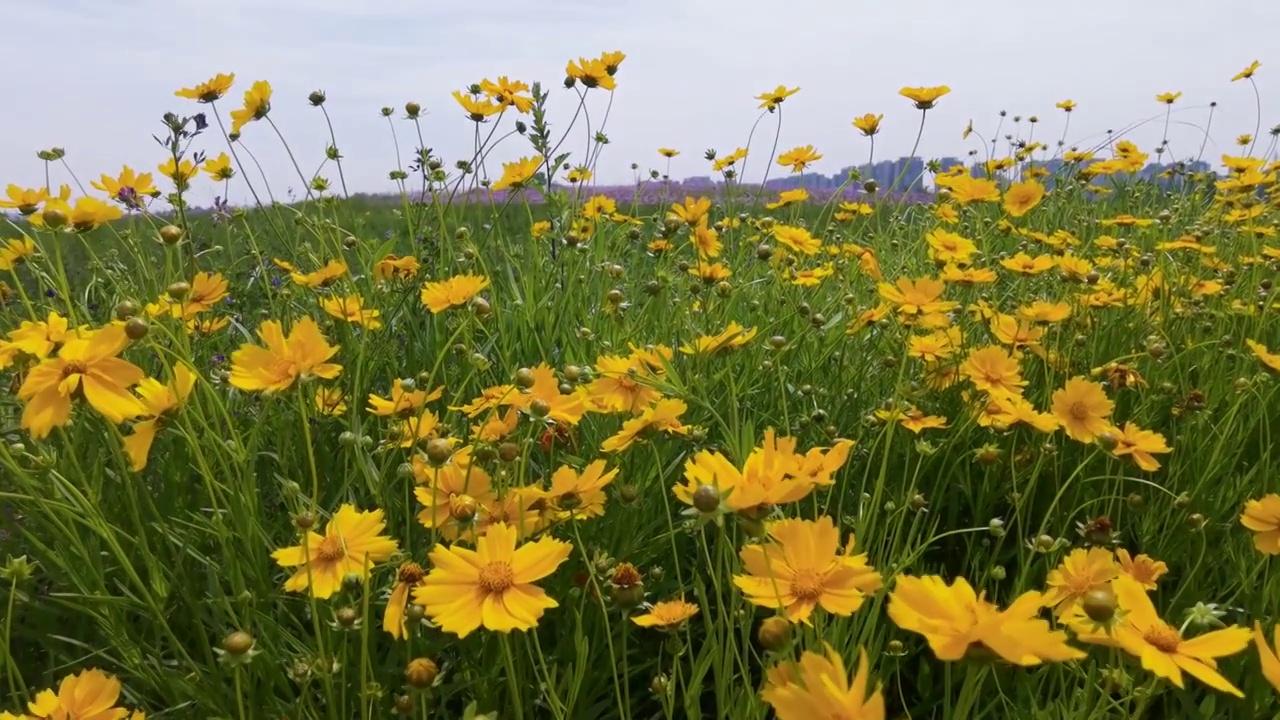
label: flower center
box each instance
[1143,624,1182,653]
[1069,401,1091,421]
[397,562,425,584]
[60,362,88,379]
[790,569,824,601]
[479,561,515,593]
[316,536,345,562]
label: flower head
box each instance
[420,273,490,313]
[491,157,542,192]
[230,80,272,134]
[899,85,951,110]
[413,522,571,637]
[175,72,235,102]
[228,316,342,393]
[852,113,883,136]
[18,325,145,439]
[271,505,399,599]
[762,645,885,720]
[632,599,699,629]
[733,515,881,624]
[756,85,799,110]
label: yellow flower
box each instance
[1050,377,1114,443]
[544,459,617,520]
[1056,99,1077,112]
[479,76,534,113]
[762,645,885,720]
[732,515,881,624]
[899,85,951,110]
[877,277,956,317]
[271,504,399,599]
[601,397,688,452]
[776,145,822,172]
[25,667,133,720]
[1108,422,1172,471]
[68,197,123,232]
[566,56,616,91]
[1155,91,1182,104]
[1002,179,1045,217]
[320,294,382,330]
[1041,548,1118,616]
[383,562,427,640]
[491,156,542,192]
[712,147,748,172]
[228,316,342,393]
[290,259,348,289]
[452,90,502,122]
[368,379,441,418]
[756,85,799,110]
[18,325,145,439]
[631,599,699,630]
[1240,494,1280,554]
[773,224,821,255]
[1116,549,1168,590]
[374,254,420,282]
[0,235,36,271]
[1233,60,1262,82]
[852,113,883,136]
[1246,339,1280,373]
[669,196,711,226]
[413,522,571,637]
[175,72,235,102]
[123,362,197,471]
[314,387,347,416]
[1073,576,1249,696]
[202,152,235,181]
[658,147,679,158]
[0,184,49,215]
[765,188,809,210]
[230,80,272,134]
[91,165,161,207]
[586,354,662,414]
[420,273,490,313]
[888,575,1084,665]
[679,322,758,355]
[413,446,496,539]
[959,346,1026,397]
[157,157,199,190]
[999,251,1055,275]
[1254,622,1280,694]
[924,229,977,264]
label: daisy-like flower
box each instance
[383,561,428,640]
[776,145,822,173]
[479,76,535,113]
[852,113,883,136]
[413,522,572,637]
[25,667,137,719]
[290,259,348,289]
[228,316,342,393]
[1072,576,1250,696]
[1051,377,1114,443]
[543,459,618,520]
[601,398,688,452]
[314,387,347,416]
[18,325,146,439]
[271,504,399,599]
[1241,494,1280,555]
[0,184,50,214]
[374,254,421,282]
[773,224,821,255]
[762,645,885,720]
[413,446,496,541]
[583,355,660,414]
[175,72,235,102]
[0,235,36,272]
[1246,339,1280,373]
[91,165,161,207]
[452,90,502,122]
[368,379,441,418]
[658,147,680,158]
[668,196,711,226]
[959,346,1026,397]
[1002,179,1045,218]
[1108,422,1172,471]
[1041,547,1119,616]
[756,84,799,110]
[899,85,951,110]
[1116,549,1168,590]
[631,599,699,630]
[203,152,235,181]
[732,515,882,624]
[420,274,490,313]
[888,575,1084,665]
[230,80,272,134]
[877,277,957,317]
[123,362,196,471]
[320,294,382,330]
[491,156,542,191]
[68,197,123,232]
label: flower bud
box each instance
[222,630,256,656]
[1082,586,1117,623]
[692,484,720,513]
[124,317,149,340]
[404,657,439,688]
[166,281,190,300]
[757,616,792,651]
[159,225,184,245]
[425,438,453,466]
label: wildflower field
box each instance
[4,54,1280,720]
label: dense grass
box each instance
[3,63,1280,719]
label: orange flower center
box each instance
[479,561,515,593]
[60,362,88,379]
[1069,401,1091,421]
[397,562,425,584]
[790,569,824,601]
[1143,624,1181,653]
[316,536,345,562]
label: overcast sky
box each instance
[1,0,1275,207]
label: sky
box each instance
[0,0,1276,207]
